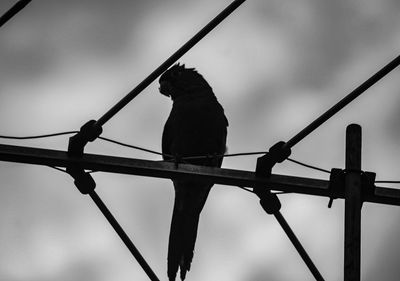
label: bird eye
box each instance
[170,70,182,79]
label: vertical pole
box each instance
[344,124,362,281]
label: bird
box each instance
[159,63,228,281]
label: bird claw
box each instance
[174,154,181,168]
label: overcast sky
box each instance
[1,0,400,280]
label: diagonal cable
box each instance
[0,0,32,28]
[95,0,247,128]
[284,54,400,150]
[89,191,160,281]
[274,211,325,281]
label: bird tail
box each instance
[167,180,212,281]
[167,203,201,281]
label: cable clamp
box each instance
[255,141,291,177]
[327,168,376,208]
[254,188,282,215]
[328,168,345,208]
[66,120,101,194]
[66,164,96,195]
[68,120,102,157]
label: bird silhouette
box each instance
[159,63,228,281]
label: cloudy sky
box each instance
[0,0,400,280]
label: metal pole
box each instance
[1,143,400,205]
[284,54,400,150]
[344,124,362,281]
[0,0,32,28]
[95,0,246,127]
[89,191,160,281]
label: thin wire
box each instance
[237,186,294,195]
[47,165,98,174]
[0,131,172,158]
[0,131,79,140]
[237,186,255,194]
[182,151,267,161]
[287,158,331,174]
[98,136,173,158]
[273,191,293,195]
[0,131,334,176]
[48,166,68,173]
[224,151,266,157]
[375,181,400,184]
[182,153,332,177]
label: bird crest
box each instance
[159,63,212,100]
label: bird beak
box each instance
[159,81,171,97]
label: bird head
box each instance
[159,63,212,100]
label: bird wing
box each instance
[162,94,227,281]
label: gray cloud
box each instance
[0,0,400,280]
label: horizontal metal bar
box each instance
[368,186,400,206]
[0,143,399,206]
[0,144,330,194]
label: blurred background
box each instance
[0,0,400,280]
